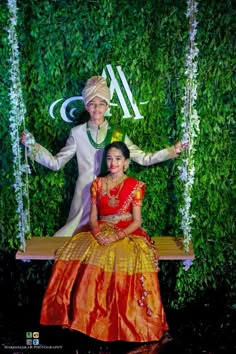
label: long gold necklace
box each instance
[106,175,126,207]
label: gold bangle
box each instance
[114,231,120,240]
[92,227,101,236]
[117,229,127,239]
[95,232,102,237]
[121,229,127,236]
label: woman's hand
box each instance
[94,231,117,246]
[115,229,127,239]
[92,224,127,246]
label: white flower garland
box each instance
[179,0,200,254]
[7,0,31,251]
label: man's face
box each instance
[86,96,108,125]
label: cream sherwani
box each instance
[33,120,177,236]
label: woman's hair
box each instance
[104,141,130,160]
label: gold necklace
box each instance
[106,175,126,207]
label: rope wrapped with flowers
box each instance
[7,0,31,251]
[179,0,200,256]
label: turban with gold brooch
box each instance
[82,76,110,105]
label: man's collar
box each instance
[88,119,109,130]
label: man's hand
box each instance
[174,141,189,154]
[20,130,35,147]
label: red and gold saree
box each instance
[40,177,168,342]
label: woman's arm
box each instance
[89,199,114,246]
[116,205,142,239]
[89,203,99,232]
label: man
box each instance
[21,76,185,236]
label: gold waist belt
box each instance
[100,213,132,223]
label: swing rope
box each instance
[179,0,200,252]
[7,0,31,252]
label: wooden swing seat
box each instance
[15,236,194,261]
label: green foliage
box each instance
[0,0,235,308]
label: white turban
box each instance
[82,76,110,105]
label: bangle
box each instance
[120,229,127,237]
[114,232,120,240]
[91,227,101,236]
[116,229,127,239]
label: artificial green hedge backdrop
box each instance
[0,0,235,309]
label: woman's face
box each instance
[106,147,127,177]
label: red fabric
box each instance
[91,177,155,247]
[40,177,168,342]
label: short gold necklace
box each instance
[106,175,126,207]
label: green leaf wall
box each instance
[1,0,235,308]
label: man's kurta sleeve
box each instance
[124,135,178,166]
[31,131,76,171]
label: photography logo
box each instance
[26,331,40,346]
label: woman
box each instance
[40,141,169,343]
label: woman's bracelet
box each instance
[95,232,103,238]
[123,229,128,236]
[115,229,127,240]
[91,227,101,237]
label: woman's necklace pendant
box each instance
[108,195,119,207]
